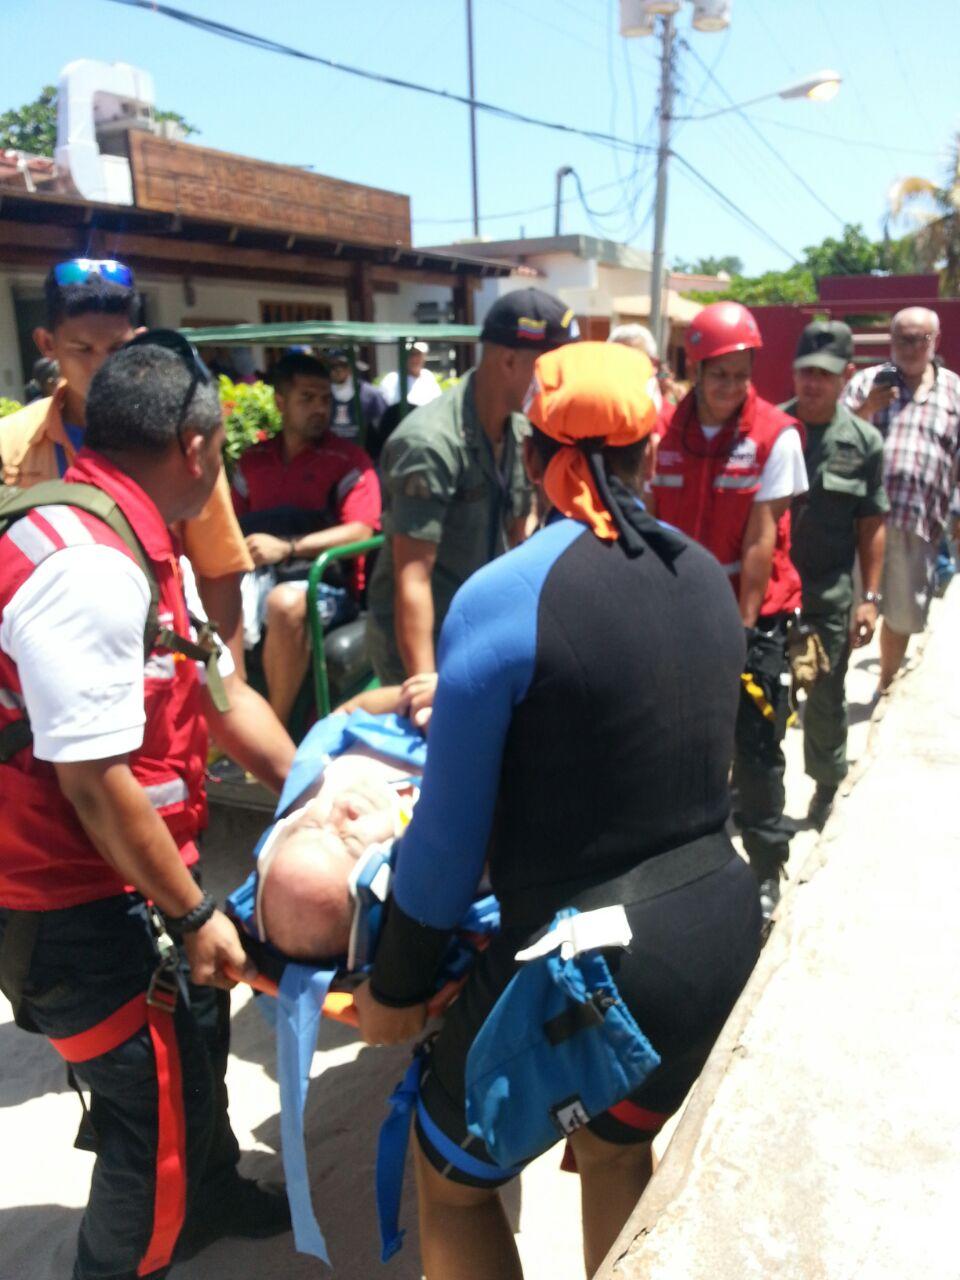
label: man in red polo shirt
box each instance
[649,302,808,918]
[232,352,381,725]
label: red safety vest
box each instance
[652,387,803,617]
[0,449,208,910]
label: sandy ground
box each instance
[0,608,908,1280]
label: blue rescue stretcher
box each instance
[225,711,499,1265]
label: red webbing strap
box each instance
[606,1098,670,1133]
[48,993,148,1063]
[137,983,187,1277]
[47,982,187,1278]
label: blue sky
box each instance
[4,0,957,274]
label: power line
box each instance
[748,113,943,158]
[679,39,847,228]
[412,175,634,227]
[671,151,800,263]
[103,0,657,160]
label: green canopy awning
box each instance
[180,319,481,347]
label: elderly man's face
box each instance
[891,318,937,379]
[329,359,351,386]
[407,349,425,377]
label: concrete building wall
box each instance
[0,265,352,396]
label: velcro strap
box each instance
[155,626,230,714]
[0,715,33,763]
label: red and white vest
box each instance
[0,450,208,910]
[652,387,803,617]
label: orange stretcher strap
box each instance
[48,984,187,1277]
[227,968,467,1028]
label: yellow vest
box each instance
[0,387,253,578]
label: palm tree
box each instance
[887,134,960,294]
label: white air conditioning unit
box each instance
[619,0,655,36]
[692,0,732,32]
[55,59,156,205]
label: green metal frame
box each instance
[307,535,385,719]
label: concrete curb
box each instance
[594,623,926,1280]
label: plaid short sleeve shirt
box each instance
[843,362,960,543]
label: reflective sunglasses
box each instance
[53,258,135,289]
[123,328,213,456]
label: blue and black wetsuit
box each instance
[372,513,762,1180]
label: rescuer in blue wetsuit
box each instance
[355,342,762,1280]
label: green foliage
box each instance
[673,253,744,277]
[0,85,57,156]
[219,376,281,465]
[803,224,879,279]
[0,86,197,159]
[690,265,816,306]
[681,224,922,307]
[0,397,23,418]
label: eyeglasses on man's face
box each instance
[892,330,935,349]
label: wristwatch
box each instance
[164,891,217,937]
[862,591,882,606]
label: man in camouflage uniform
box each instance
[366,289,578,684]
[785,322,888,830]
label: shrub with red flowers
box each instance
[219,376,282,468]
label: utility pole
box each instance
[466,0,480,237]
[554,166,574,236]
[649,13,676,357]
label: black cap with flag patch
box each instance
[480,287,580,351]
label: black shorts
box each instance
[415,851,762,1187]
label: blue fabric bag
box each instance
[465,908,661,1170]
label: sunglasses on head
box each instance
[123,329,213,456]
[53,259,135,289]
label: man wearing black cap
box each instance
[366,287,578,683]
[326,348,386,444]
[784,321,888,830]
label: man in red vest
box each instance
[0,336,294,1278]
[649,302,808,918]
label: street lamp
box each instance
[676,69,841,121]
[620,0,842,355]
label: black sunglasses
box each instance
[124,329,213,455]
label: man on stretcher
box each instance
[245,671,436,962]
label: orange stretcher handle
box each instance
[223,966,466,1028]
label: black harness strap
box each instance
[501,830,736,932]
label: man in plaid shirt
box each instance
[844,307,960,690]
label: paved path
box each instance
[0,608,898,1279]
[599,589,959,1280]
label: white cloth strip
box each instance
[721,560,742,576]
[515,905,633,963]
[144,778,189,809]
[650,474,683,488]
[0,687,24,710]
[6,516,57,566]
[713,474,759,490]
[36,505,96,548]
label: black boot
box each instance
[807,783,838,833]
[175,1176,292,1261]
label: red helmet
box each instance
[685,301,763,365]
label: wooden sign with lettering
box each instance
[128,133,411,246]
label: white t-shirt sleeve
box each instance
[754,428,809,502]
[379,371,399,406]
[0,544,150,763]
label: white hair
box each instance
[608,323,658,361]
[892,306,940,336]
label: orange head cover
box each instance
[525,340,658,542]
